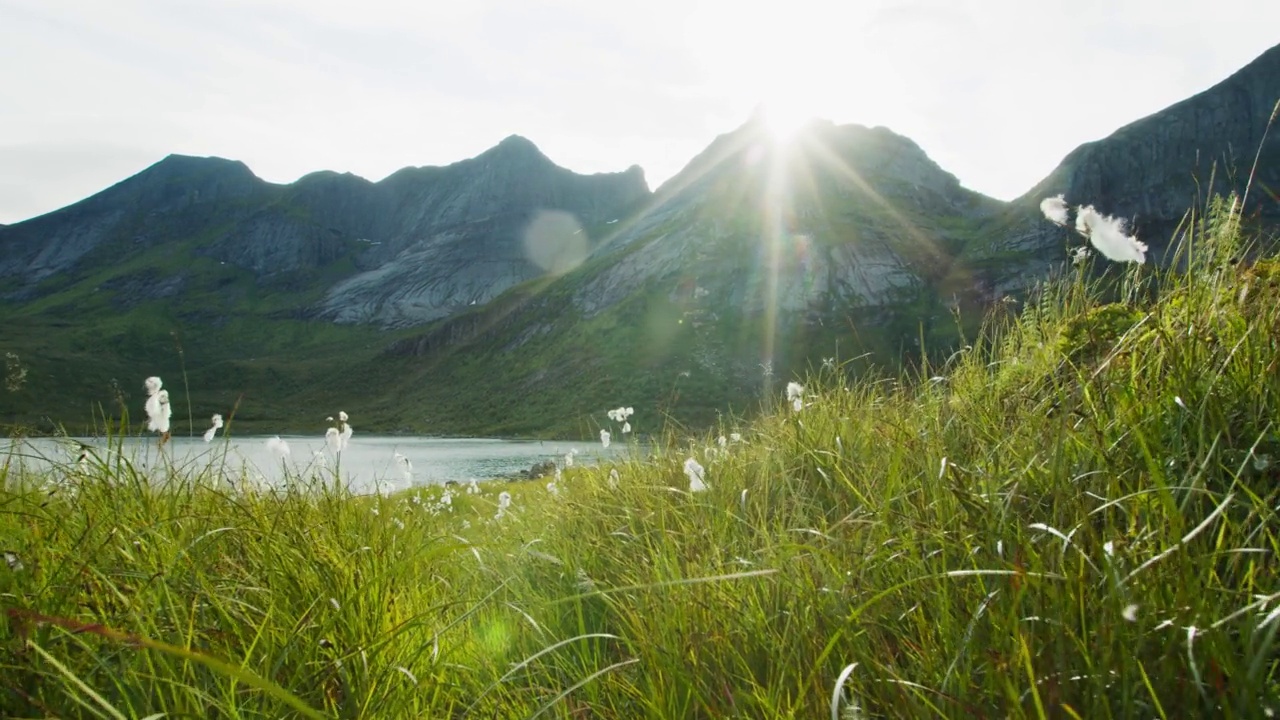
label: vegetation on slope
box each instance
[2,198,1278,717]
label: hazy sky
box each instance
[2,0,1277,224]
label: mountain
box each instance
[372,46,1280,435]
[972,43,1280,289]
[375,117,1004,434]
[2,44,1277,436]
[0,137,649,324]
[0,139,648,432]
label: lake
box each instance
[2,435,633,493]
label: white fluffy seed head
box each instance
[1075,205,1147,264]
[266,436,290,459]
[684,457,707,492]
[1040,195,1070,225]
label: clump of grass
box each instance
[2,195,1279,717]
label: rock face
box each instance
[315,137,651,326]
[977,43,1280,283]
[0,137,651,322]
[572,116,1000,323]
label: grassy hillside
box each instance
[2,197,1278,717]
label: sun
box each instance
[758,100,812,143]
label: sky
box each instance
[1,0,1278,224]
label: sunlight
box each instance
[759,101,812,143]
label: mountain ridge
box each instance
[2,43,1278,435]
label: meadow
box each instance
[1,196,1278,718]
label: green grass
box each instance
[2,196,1279,717]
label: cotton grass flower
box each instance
[607,406,634,435]
[394,452,413,483]
[684,457,707,492]
[495,490,513,520]
[264,436,290,459]
[325,427,342,454]
[143,376,172,443]
[608,468,620,489]
[600,429,611,449]
[1073,205,1148,263]
[786,382,804,412]
[338,412,353,450]
[202,413,223,443]
[606,406,634,423]
[1039,194,1070,225]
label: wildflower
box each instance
[1174,396,1187,410]
[202,413,223,443]
[467,480,480,494]
[608,468,619,489]
[600,429,611,448]
[1123,604,1139,622]
[564,450,576,467]
[729,433,742,443]
[266,436,290,459]
[684,457,707,492]
[822,357,836,371]
[395,452,413,483]
[547,481,558,495]
[496,491,512,519]
[143,376,172,440]
[621,422,631,434]
[786,382,805,411]
[1071,246,1091,264]
[717,435,727,449]
[338,411,348,423]
[1039,194,1070,225]
[461,519,471,530]
[606,406,635,423]
[1074,205,1147,263]
[1103,541,1115,558]
[371,507,379,516]
[325,427,342,454]
[339,419,353,450]
[393,518,405,530]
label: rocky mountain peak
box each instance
[982,41,1280,279]
[1023,43,1279,220]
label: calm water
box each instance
[2,435,632,493]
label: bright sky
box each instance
[1,0,1277,224]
